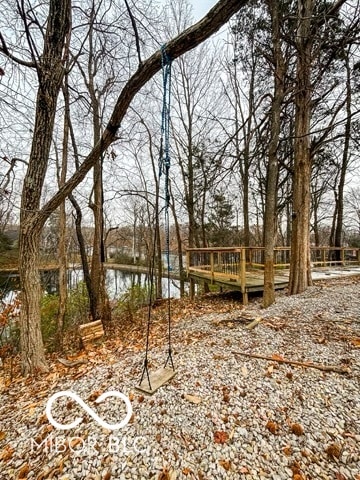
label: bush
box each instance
[347,234,360,248]
[115,284,150,321]
[66,281,90,327]
[41,293,59,350]
[40,282,90,351]
[111,251,148,267]
[0,294,21,354]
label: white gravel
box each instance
[0,279,359,480]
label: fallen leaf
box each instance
[182,467,192,475]
[103,471,111,480]
[325,443,342,459]
[239,466,249,473]
[291,423,304,436]
[184,394,202,404]
[219,459,231,471]
[317,337,327,344]
[0,445,14,461]
[283,445,292,456]
[271,353,285,361]
[265,420,279,434]
[0,431,6,441]
[223,392,230,403]
[68,437,83,449]
[350,337,360,347]
[214,431,229,444]
[18,463,30,479]
[157,467,176,480]
[336,473,347,480]
[88,390,102,402]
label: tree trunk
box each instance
[67,94,97,322]
[87,14,111,325]
[263,0,285,307]
[171,188,185,297]
[68,194,94,315]
[56,76,70,350]
[19,225,48,373]
[288,0,314,295]
[19,0,71,374]
[334,49,351,259]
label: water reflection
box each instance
[0,267,184,303]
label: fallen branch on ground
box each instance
[57,358,88,367]
[231,351,350,374]
[245,317,262,330]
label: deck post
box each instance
[186,250,190,276]
[239,248,247,305]
[210,251,214,283]
[189,277,195,299]
[341,248,345,266]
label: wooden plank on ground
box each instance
[79,319,104,347]
[136,367,176,395]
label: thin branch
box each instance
[0,31,36,68]
[124,0,142,66]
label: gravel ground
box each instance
[0,278,359,480]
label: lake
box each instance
[0,266,185,305]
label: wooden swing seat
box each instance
[136,367,176,395]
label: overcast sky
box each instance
[191,0,218,21]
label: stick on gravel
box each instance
[232,351,351,374]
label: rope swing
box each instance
[136,45,176,394]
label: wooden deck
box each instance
[188,267,289,304]
[189,268,289,291]
[186,246,360,304]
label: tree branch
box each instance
[0,31,36,68]
[124,0,142,66]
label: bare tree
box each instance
[263,0,288,307]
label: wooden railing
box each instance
[186,247,247,290]
[186,246,360,281]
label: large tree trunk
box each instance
[334,49,351,259]
[19,226,47,373]
[90,155,111,324]
[56,76,70,350]
[87,13,111,325]
[19,0,71,374]
[263,0,285,307]
[288,0,314,295]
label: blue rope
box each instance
[159,45,174,370]
[159,44,172,180]
[139,45,174,389]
